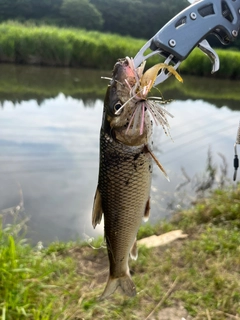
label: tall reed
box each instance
[180,48,240,79]
[0,22,148,69]
[0,21,240,79]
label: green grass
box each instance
[1,21,240,79]
[1,184,240,319]
[0,21,158,70]
[0,221,82,319]
[181,47,240,79]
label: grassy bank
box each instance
[1,22,240,79]
[0,21,149,70]
[1,184,240,319]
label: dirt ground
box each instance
[67,243,193,320]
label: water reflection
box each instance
[0,63,108,105]
[0,95,103,243]
[1,63,240,110]
[0,64,240,244]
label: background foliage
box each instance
[1,21,240,77]
[1,0,239,48]
[0,0,190,39]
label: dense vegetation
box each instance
[0,22,148,68]
[1,21,240,80]
[1,184,240,319]
[0,0,189,39]
[1,0,240,50]
[90,0,189,39]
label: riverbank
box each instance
[1,21,240,79]
[1,185,240,319]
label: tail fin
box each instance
[100,274,136,300]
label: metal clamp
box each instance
[151,0,240,61]
[134,0,240,84]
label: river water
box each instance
[0,63,240,244]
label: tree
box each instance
[60,0,103,29]
[16,0,33,19]
[0,0,19,20]
[90,0,189,39]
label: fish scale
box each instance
[98,130,152,297]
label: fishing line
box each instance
[162,124,237,165]
[0,122,237,170]
[233,121,240,181]
[0,122,237,175]
[158,113,236,147]
[158,120,237,157]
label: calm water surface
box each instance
[0,64,240,244]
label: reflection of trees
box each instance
[0,95,54,107]
[162,88,240,111]
[1,64,240,111]
[0,64,106,107]
[0,95,102,108]
[157,76,240,111]
[0,95,103,108]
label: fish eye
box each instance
[113,101,123,113]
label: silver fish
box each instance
[92,57,175,299]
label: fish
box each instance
[92,57,182,299]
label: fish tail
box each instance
[100,273,136,300]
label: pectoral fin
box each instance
[92,187,103,228]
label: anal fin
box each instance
[92,187,103,228]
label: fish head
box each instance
[102,57,152,146]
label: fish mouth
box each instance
[111,57,175,137]
[112,59,136,87]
